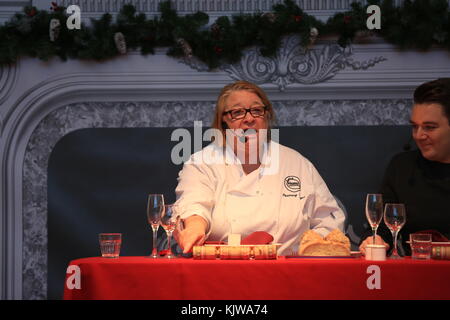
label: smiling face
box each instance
[222,90,269,132]
[410,103,450,163]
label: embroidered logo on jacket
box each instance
[284,176,301,193]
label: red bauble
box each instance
[50,2,61,11]
[27,8,37,17]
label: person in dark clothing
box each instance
[360,78,450,256]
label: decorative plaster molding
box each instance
[49,0,422,14]
[0,63,18,138]
[52,0,371,14]
[0,63,17,106]
[23,0,448,23]
[180,36,386,91]
[219,36,385,91]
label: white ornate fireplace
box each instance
[1,0,450,300]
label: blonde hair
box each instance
[211,81,276,137]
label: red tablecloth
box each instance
[63,256,450,300]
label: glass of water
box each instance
[99,233,122,258]
[410,233,432,259]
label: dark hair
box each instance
[413,78,450,124]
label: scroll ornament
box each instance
[181,35,387,91]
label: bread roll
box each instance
[298,229,351,256]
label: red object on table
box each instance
[241,231,274,245]
[203,231,273,245]
[63,256,450,300]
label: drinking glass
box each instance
[147,194,165,258]
[383,203,406,259]
[161,204,179,259]
[99,233,122,258]
[365,194,384,244]
[410,233,432,260]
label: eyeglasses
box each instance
[223,106,267,120]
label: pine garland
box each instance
[0,0,449,69]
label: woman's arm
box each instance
[174,150,217,253]
[175,215,208,253]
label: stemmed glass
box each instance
[161,204,179,259]
[383,203,406,259]
[365,194,384,244]
[147,194,165,258]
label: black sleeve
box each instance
[379,156,400,204]
[377,156,399,246]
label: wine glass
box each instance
[147,194,165,258]
[383,203,406,259]
[161,204,179,259]
[365,194,384,244]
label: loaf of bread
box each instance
[298,229,351,256]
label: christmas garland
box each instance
[0,0,449,69]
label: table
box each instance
[63,256,450,300]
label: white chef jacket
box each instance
[174,141,345,255]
